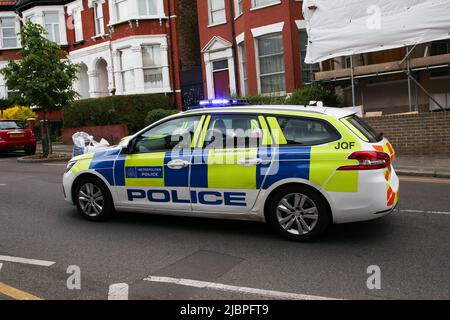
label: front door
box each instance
[212,59,230,99]
[113,115,203,212]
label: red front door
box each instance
[213,70,230,99]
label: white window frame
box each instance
[93,1,105,36]
[208,0,226,26]
[251,0,281,11]
[0,14,19,49]
[108,0,165,26]
[111,35,171,95]
[141,44,163,89]
[43,11,61,43]
[236,37,247,96]
[67,0,84,42]
[234,0,243,17]
[255,33,286,95]
[22,6,67,45]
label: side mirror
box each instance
[120,139,134,154]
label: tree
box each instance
[0,22,79,157]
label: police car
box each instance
[63,100,399,241]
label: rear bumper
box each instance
[0,140,37,150]
[330,167,400,224]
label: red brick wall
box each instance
[197,0,304,97]
[365,112,450,156]
[61,124,129,145]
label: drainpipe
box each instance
[228,0,239,97]
[167,0,178,108]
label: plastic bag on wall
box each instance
[72,132,110,156]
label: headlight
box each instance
[66,161,77,173]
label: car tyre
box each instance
[266,185,331,241]
[74,176,114,221]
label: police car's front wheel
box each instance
[75,177,114,221]
[267,186,331,241]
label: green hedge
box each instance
[64,94,174,133]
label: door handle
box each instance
[237,157,262,167]
[167,159,190,169]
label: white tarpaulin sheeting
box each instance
[303,0,450,63]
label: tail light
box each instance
[338,151,391,171]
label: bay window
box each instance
[120,48,135,92]
[138,0,158,16]
[257,33,285,94]
[44,12,60,43]
[114,0,129,22]
[0,17,17,48]
[209,0,226,25]
[94,1,104,36]
[142,45,163,89]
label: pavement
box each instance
[0,151,449,300]
[395,155,450,178]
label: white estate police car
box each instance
[63,101,399,241]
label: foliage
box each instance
[145,108,179,125]
[285,84,341,107]
[64,94,174,133]
[2,106,37,122]
[0,22,80,112]
[240,84,341,107]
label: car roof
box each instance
[182,105,356,119]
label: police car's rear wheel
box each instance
[75,177,114,221]
[267,186,330,241]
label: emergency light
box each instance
[189,99,249,109]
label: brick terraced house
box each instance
[196,0,325,99]
[0,0,202,110]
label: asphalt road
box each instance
[0,151,449,300]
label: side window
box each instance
[273,116,341,146]
[133,116,201,153]
[203,114,264,149]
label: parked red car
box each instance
[0,119,37,155]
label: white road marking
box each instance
[0,255,55,267]
[143,276,338,300]
[108,283,129,300]
[0,184,6,186]
[400,209,450,216]
[0,263,3,271]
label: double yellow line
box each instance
[0,282,42,300]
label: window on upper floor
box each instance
[257,33,285,94]
[72,7,83,42]
[44,12,60,43]
[252,0,279,9]
[209,0,226,25]
[93,1,105,36]
[114,0,129,21]
[142,45,163,89]
[0,17,17,48]
[234,0,243,16]
[138,0,158,16]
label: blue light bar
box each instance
[190,99,249,109]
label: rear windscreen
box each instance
[0,121,22,130]
[343,115,383,143]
